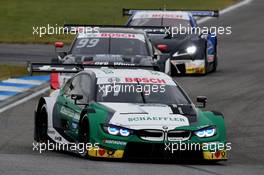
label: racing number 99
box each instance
[76,39,99,48]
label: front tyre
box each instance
[79,118,90,158]
[36,104,48,143]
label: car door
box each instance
[53,73,93,141]
[52,75,78,141]
[60,73,94,141]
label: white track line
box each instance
[2,79,44,85]
[0,86,28,92]
[197,0,253,24]
[0,0,253,114]
[0,87,49,114]
[0,95,9,101]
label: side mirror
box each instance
[197,96,207,108]
[54,41,64,48]
[153,54,158,60]
[58,52,67,59]
[156,44,170,53]
[71,94,83,104]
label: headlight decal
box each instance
[103,125,131,137]
[107,127,119,135]
[186,45,197,55]
[194,127,216,138]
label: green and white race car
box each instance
[34,66,228,161]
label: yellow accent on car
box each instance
[186,67,205,74]
[88,147,124,158]
[203,150,227,160]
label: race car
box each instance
[51,26,169,90]
[124,9,219,75]
[33,64,228,161]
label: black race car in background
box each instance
[51,26,169,89]
[124,9,219,75]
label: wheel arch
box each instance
[202,111,227,141]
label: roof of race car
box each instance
[83,68,176,85]
[132,11,191,20]
[78,27,146,35]
[76,28,147,41]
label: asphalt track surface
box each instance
[0,0,264,174]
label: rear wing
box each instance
[28,62,159,75]
[122,8,219,17]
[63,24,169,35]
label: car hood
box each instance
[149,33,204,55]
[100,102,196,130]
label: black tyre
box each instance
[170,63,177,76]
[79,118,90,158]
[37,104,48,143]
[203,53,209,75]
[212,55,218,72]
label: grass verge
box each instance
[0,64,28,81]
[0,0,238,44]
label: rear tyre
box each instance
[212,55,218,72]
[203,55,209,75]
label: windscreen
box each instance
[129,12,192,28]
[96,80,190,105]
[71,33,149,56]
[130,18,191,28]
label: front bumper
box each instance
[171,60,206,74]
[87,141,227,161]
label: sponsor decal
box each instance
[108,77,121,83]
[134,12,188,20]
[88,148,124,158]
[78,33,145,42]
[203,150,227,160]
[103,139,127,146]
[125,77,166,84]
[152,13,183,19]
[186,67,205,74]
[100,33,135,38]
[207,55,215,63]
[93,62,136,66]
[60,106,79,120]
[128,116,187,122]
